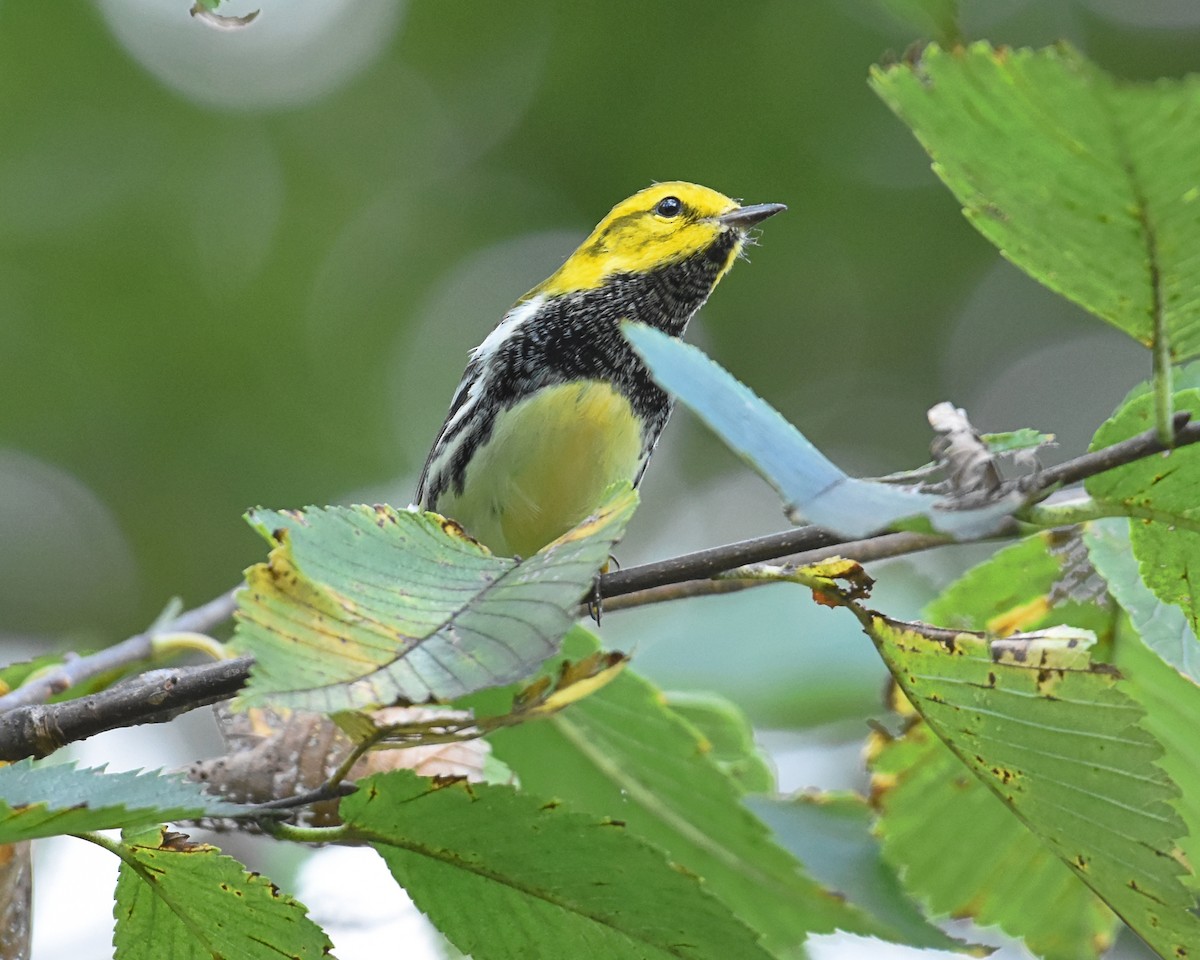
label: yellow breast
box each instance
[433,380,644,557]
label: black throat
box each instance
[521,235,738,417]
[427,233,740,500]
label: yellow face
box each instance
[535,182,745,297]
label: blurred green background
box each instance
[2,0,1195,729]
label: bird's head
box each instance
[537,182,786,297]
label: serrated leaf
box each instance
[872,42,1200,360]
[1085,517,1200,683]
[112,826,331,960]
[0,760,245,843]
[982,428,1055,456]
[483,627,911,956]
[901,532,1122,960]
[862,606,1200,955]
[623,322,1018,540]
[869,722,1117,959]
[930,526,1200,900]
[234,487,636,712]
[342,771,775,960]
[747,792,982,956]
[1086,370,1200,644]
[1108,622,1200,896]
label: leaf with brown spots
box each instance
[865,613,1199,955]
[113,825,331,959]
[865,533,1200,957]
[187,703,495,827]
[233,485,637,712]
[870,721,1117,959]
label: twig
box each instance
[1031,412,1196,489]
[597,527,842,599]
[244,780,358,815]
[0,657,254,761]
[0,588,240,713]
[599,577,772,612]
[599,530,957,612]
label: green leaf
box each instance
[862,596,1200,955]
[342,770,775,960]
[112,826,331,960]
[870,721,1117,960]
[484,627,909,956]
[234,487,636,712]
[747,792,980,955]
[1108,621,1200,896]
[623,322,1018,540]
[921,525,1200,926]
[1086,378,1200,641]
[981,427,1055,456]
[892,532,1120,960]
[871,42,1200,360]
[0,760,244,843]
[924,530,1113,641]
[663,690,774,794]
[1085,517,1200,683]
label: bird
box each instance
[416,181,785,558]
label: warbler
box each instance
[416,181,785,557]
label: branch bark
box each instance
[0,588,239,713]
[597,526,842,598]
[1030,410,1196,489]
[0,657,253,761]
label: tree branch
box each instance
[597,526,843,599]
[1031,410,1196,489]
[2,413,1198,760]
[245,780,359,815]
[599,530,955,612]
[0,588,239,713]
[0,657,253,761]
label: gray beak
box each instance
[717,202,787,229]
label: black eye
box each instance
[655,196,683,218]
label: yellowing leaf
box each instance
[863,611,1200,956]
[234,487,637,712]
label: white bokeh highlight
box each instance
[98,0,404,111]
